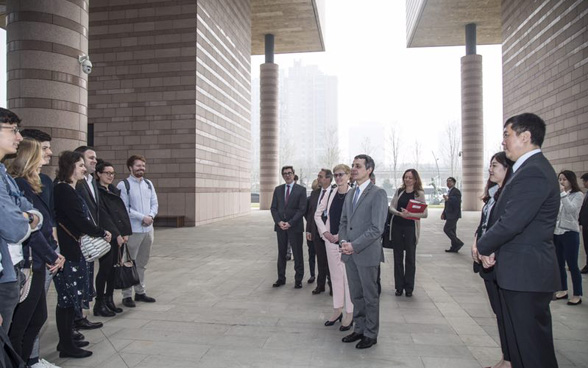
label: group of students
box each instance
[0,107,157,367]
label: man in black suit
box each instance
[305,169,333,293]
[270,166,307,288]
[442,177,464,252]
[72,146,103,330]
[579,173,588,274]
[477,113,560,368]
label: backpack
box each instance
[122,178,152,210]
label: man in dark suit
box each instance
[339,154,388,349]
[305,169,333,293]
[270,166,307,288]
[72,146,103,330]
[442,177,464,252]
[579,173,588,274]
[477,113,560,368]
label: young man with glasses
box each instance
[0,108,42,333]
[270,166,307,288]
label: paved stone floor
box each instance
[39,209,588,367]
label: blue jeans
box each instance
[554,231,583,296]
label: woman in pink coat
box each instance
[315,164,353,331]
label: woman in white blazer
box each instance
[388,169,428,297]
[315,164,353,331]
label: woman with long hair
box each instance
[6,139,64,364]
[314,164,353,330]
[387,169,428,297]
[53,151,111,358]
[471,151,513,368]
[93,160,132,316]
[553,170,583,306]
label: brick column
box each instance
[259,63,279,210]
[461,54,484,211]
[6,0,89,175]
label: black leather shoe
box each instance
[135,293,156,303]
[445,248,458,253]
[286,254,292,261]
[74,317,103,330]
[405,291,413,297]
[105,296,123,313]
[294,282,302,289]
[356,336,377,349]
[57,346,93,358]
[312,287,324,295]
[272,280,285,287]
[72,329,84,341]
[342,332,364,343]
[75,340,90,348]
[324,313,342,326]
[122,297,136,307]
[581,265,588,274]
[395,289,402,296]
[307,276,315,284]
[93,300,115,317]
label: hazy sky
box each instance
[251,0,504,164]
[1,1,504,165]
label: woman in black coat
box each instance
[53,151,111,359]
[93,160,132,316]
[7,139,64,363]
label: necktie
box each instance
[285,185,291,204]
[320,189,327,217]
[352,187,360,210]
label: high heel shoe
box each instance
[324,313,342,326]
[339,319,354,331]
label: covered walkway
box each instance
[40,209,587,367]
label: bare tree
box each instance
[322,126,340,170]
[360,136,375,157]
[413,139,421,171]
[441,121,461,177]
[387,125,401,187]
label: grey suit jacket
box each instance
[477,152,560,292]
[339,182,388,267]
[270,183,307,233]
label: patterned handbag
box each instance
[58,223,110,262]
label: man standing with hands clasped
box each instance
[442,177,464,253]
[338,154,388,349]
[270,166,307,289]
[477,113,560,368]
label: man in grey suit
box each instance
[270,166,307,288]
[339,154,388,349]
[477,113,560,368]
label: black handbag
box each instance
[382,211,394,249]
[113,243,140,290]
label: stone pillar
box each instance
[259,35,279,210]
[461,25,484,211]
[6,0,89,175]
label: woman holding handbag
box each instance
[6,139,65,364]
[53,151,111,358]
[94,160,132,316]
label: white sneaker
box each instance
[40,359,61,368]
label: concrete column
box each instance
[259,63,279,210]
[461,54,484,211]
[6,0,89,176]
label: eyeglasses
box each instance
[282,172,294,176]
[0,126,20,135]
[334,173,346,178]
[102,172,116,176]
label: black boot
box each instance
[105,295,123,313]
[56,307,92,358]
[93,298,115,317]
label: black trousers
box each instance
[500,288,558,368]
[392,224,416,293]
[276,229,303,283]
[9,269,47,362]
[95,244,117,299]
[443,218,463,249]
[582,226,588,266]
[483,274,510,361]
[314,236,330,288]
[307,239,316,277]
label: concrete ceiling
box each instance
[407,0,502,48]
[251,0,325,55]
